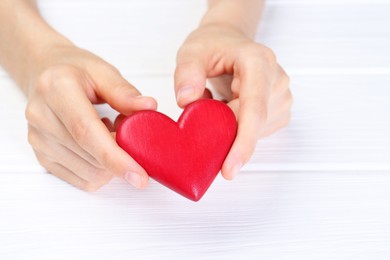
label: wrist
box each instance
[0,0,73,93]
[200,0,264,39]
[197,22,249,40]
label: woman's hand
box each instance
[174,24,292,180]
[25,44,157,191]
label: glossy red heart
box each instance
[116,99,237,201]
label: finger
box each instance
[174,47,208,107]
[226,98,239,119]
[90,67,157,115]
[26,101,101,169]
[227,94,291,139]
[30,129,112,185]
[45,75,149,188]
[222,61,272,180]
[270,65,291,101]
[35,152,90,191]
[259,112,291,138]
[268,90,293,124]
[55,146,112,186]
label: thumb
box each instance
[91,67,157,115]
[174,50,208,108]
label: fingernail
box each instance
[134,95,148,99]
[177,85,195,103]
[124,172,142,188]
[134,96,156,110]
[230,161,242,179]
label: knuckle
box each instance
[113,83,139,97]
[69,117,94,144]
[261,45,277,63]
[27,129,47,155]
[241,43,277,65]
[105,64,121,76]
[36,65,81,95]
[98,174,113,186]
[88,168,113,184]
[34,71,53,95]
[34,152,51,169]
[99,149,115,170]
[286,91,294,108]
[81,183,98,192]
[81,182,104,192]
[25,102,41,125]
[27,128,38,146]
[282,90,294,110]
[282,73,290,87]
[274,73,291,101]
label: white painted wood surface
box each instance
[1,0,390,259]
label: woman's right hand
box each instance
[25,44,156,191]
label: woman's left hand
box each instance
[174,24,292,179]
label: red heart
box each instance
[116,99,237,201]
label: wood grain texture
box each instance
[0,0,389,259]
[1,171,390,259]
[2,74,389,174]
[1,2,389,76]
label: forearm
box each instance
[201,0,265,38]
[0,0,71,93]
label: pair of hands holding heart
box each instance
[25,24,292,200]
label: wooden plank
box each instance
[259,4,390,39]
[249,74,390,171]
[93,74,390,171]
[1,171,390,259]
[1,3,389,76]
[1,74,389,173]
[0,1,389,259]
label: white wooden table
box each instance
[1,1,390,259]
